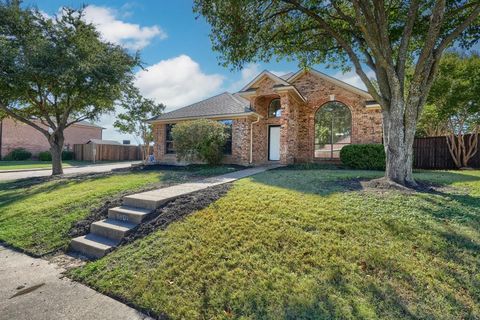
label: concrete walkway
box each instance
[0,246,152,320]
[124,166,272,208]
[71,166,274,258]
[0,161,140,181]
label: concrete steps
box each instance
[70,234,119,258]
[108,206,153,224]
[90,219,137,241]
[70,205,154,259]
[69,167,272,259]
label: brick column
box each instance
[232,118,251,165]
[152,123,165,162]
[279,93,296,165]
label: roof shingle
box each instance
[151,92,252,121]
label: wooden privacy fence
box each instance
[74,144,142,161]
[413,134,480,169]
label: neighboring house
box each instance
[150,69,383,165]
[0,118,103,159]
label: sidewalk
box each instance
[0,245,152,320]
[0,162,140,181]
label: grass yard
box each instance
[71,168,480,319]
[0,160,85,171]
[0,165,237,256]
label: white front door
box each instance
[268,126,281,161]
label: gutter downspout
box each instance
[249,115,260,164]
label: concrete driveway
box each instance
[0,162,140,181]
[0,246,152,320]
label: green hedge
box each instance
[38,150,75,161]
[3,148,32,160]
[38,151,52,161]
[340,144,385,170]
[62,150,75,160]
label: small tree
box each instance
[0,2,139,174]
[171,119,228,165]
[114,88,165,162]
[426,52,480,168]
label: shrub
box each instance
[62,150,75,160]
[340,144,386,170]
[38,150,75,161]
[172,119,228,165]
[38,151,52,161]
[3,148,32,161]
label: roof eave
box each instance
[148,112,261,124]
[272,85,307,102]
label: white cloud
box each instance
[135,55,224,111]
[332,70,376,91]
[82,5,167,50]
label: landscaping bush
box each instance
[3,148,32,160]
[62,150,75,160]
[38,151,52,161]
[38,150,75,161]
[340,144,386,170]
[172,119,228,165]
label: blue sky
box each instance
[23,1,370,142]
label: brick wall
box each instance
[0,118,102,159]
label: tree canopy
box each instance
[0,1,139,173]
[421,51,480,167]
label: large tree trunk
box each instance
[382,101,417,187]
[48,131,65,175]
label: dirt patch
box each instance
[120,183,233,245]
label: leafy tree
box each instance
[426,52,480,168]
[114,88,165,162]
[416,104,449,137]
[0,2,139,174]
[194,0,480,186]
[172,119,228,165]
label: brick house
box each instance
[150,69,383,165]
[0,118,103,159]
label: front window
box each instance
[219,120,233,155]
[268,98,282,118]
[165,124,175,154]
[314,102,352,159]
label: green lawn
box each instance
[70,168,480,319]
[0,160,84,170]
[0,165,237,256]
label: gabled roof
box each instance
[287,69,373,99]
[279,72,295,80]
[150,92,255,123]
[240,70,291,92]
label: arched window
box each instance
[314,101,351,159]
[268,98,282,118]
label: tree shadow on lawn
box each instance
[251,168,480,196]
